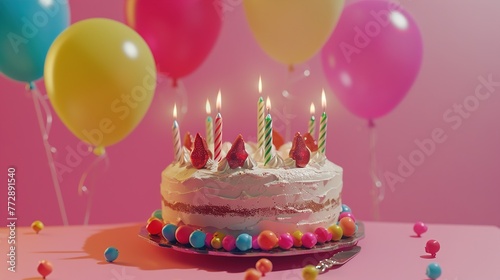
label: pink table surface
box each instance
[1,222,499,280]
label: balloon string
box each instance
[368,119,384,221]
[30,83,69,226]
[78,152,110,225]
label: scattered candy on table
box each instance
[104,247,119,262]
[146,219,163,235]
[162,224,178,243]
[278,233,294,250]
[37,260,53,279]
[189,230,206,249]
[257,230,278,251]
[151,209,162,220]
[236,233,253,251]
[301,232,318,249]
[255,258,273,276]
[175,225,194,245]
[426,262,442,279]
[302,265,319,280]
[327,224,343,241]
[31,220,44,234]
[425,240,441,257]
[413,221,428,237]
[339,217,356,237]
[244,268,261,280]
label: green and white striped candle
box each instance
[257,96,265,149]
[309,102,316,138]
[264,97,273,165]
[318,90,328,154]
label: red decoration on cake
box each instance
[272,130,285,150]
[303,132,318,152]
[190,133,210,169]
[289,132,310,168]
[226,134,248,169]
[184,132,194,151]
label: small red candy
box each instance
[226,134,248,169]
[303,132,318,152]
[425,239,441,257]
[190,133,210,169]
[175,225,194,245]
[289,132,310,168]
[146,219,163,235]
[314,227,330,244]
[183,132,193,151]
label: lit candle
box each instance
[264,97,273,166]
[309,102,316,138]
[172,104,182,162]
[205,99,213,147]
[318,89,328,155]
[214,90,223,162]
[257,76,265,150]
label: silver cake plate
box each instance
[138,222,364,257]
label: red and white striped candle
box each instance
[214,90,223,162]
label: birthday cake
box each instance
[157,129,351,251]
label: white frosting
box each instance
[161,141,343,235]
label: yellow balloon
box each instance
[243,0,344,67]
[45,18,156,149]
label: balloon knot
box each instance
[368,119,375,128]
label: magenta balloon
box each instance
[126,0,222,82]
[321,0,423,120]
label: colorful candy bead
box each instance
[37,260,53,279]
[292,230,303,247]
[301,232,317,249]
[339,217,356,237]
[211,236,222,249]
[426,263,442,279]
[189,230,206,249]
[413,221,428,237]
[257,230,279,251]
[222,235,236,251]
[252,235,260,250]
[151,209,162,220]
[278,233,294,250]
[327,224,343,241]
[425,240,441,257]
[341,204,351,213]
[302,265,318,280]
[255,258,273,276]
[338,212,356,222]
[244,268,261,280]
[314,227,331,244]
[104,247,119,262]
[236,233,253,251]
[31,220,44,234]
[147,216,161,224]
[175,225,194,245]
[146,219,163,235]
[162,224,178,242]
[205,232,214,248]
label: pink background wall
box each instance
[1,0,499,227]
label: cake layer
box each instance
[161,156,343,235]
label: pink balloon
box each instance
[126,0,222,85]
[321,0,423,120]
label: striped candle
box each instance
[205,99,213,147]
[309,102,316,138]
[257,96,265,149]
[214,90,223,161]
[172,104,182,162]
[318,90,328,154]
[264,97,273,166]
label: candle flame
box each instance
[266,96,271,111]
[206,99,211,115]
[173,103,177,119]
[321,89,326,110]
[310,102,316,115]
[216,89,221,112]
[258,75,262,94]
